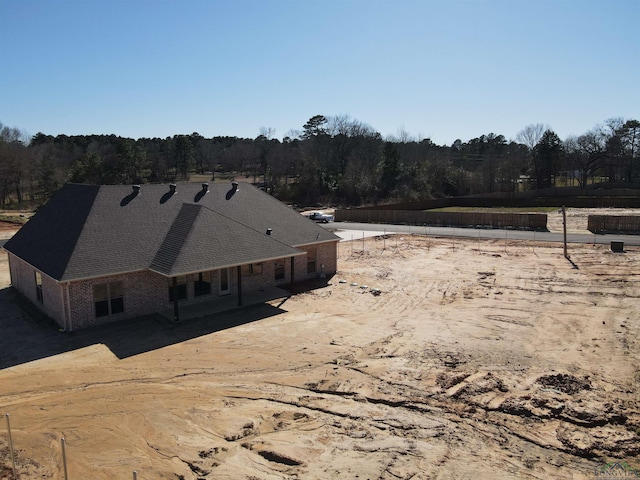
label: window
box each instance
[94,281,124,317]
[219,268,230,295]
[35,271,43,303]
[244,263,262,275]
[194,272,211,297]
[110,281,124,314]
[307,248,317,274]
[168,276,187,302]
[274,261,285,281]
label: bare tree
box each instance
[259,126,275,140]
[283,129,302,142]
[385,126,414,144]
[564,130,607,187]
[516,124,547,150]
[326,114,377,138]
[0,122,33,205]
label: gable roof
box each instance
[5,182,338,281]
[3,184,100,280]
[149,203,303,276]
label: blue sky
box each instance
[1,0,638,145]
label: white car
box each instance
[307,211,334,223]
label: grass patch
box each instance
[0,214,29,224]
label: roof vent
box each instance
[232,181,239,190]
[132,185,141,193]
[169,183,177,193]
[266,228,272,236]
[201,182,209,192]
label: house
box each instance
[4,182,339,331]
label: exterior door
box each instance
[219,268,231,295]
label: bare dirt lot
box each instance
[1,216,639,479]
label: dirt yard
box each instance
[0,214,639,479]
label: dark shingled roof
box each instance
[149,203,303,276]
[4,182,338,281]
[3,184,100,280]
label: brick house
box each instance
[4,182,339,331]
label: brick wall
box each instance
[66,266,270,330]
[241,263,273,291]
[67,270,167,330]
[7,242,339,331]
[7,253,66,328]
[295,241,338,280]
[316,241,338,275]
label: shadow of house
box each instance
[0,285,289,367]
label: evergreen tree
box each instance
[533,130,563,189]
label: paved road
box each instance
[3,224,639,249]
[326,222,640,247]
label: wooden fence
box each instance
[587,215,640,234]
[356,187,640,211]
[359,195,640,211]
[335,209,548,231]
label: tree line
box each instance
[0,115,638,208]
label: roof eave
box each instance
[59,268,150,283]
[149,251,307,278]
[293,237,341,248]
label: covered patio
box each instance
[158,286,290,323]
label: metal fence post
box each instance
[5,414,17,478]
[562,206,568,258]
[61,437,69,480]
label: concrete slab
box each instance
[330,229,389,241]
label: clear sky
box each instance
[1,0,638,145]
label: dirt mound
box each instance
[1,237,639,479]
[536,373,592,394]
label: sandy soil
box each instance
[0,222,23,241]
[1,216,639,479]
[545,208,640,234]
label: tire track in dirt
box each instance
[2,236,639,479]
